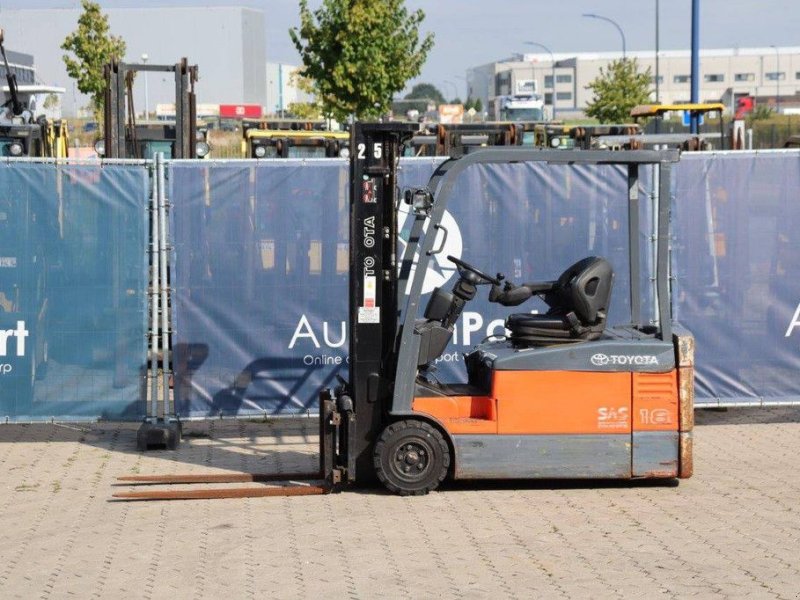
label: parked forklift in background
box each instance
[630,103,727,150]
[405,122,522,157]
[97,58,209,160]
[116,122,694,500]
[240,119,348,158]
[0,29,69,158]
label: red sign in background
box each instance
[219,104,263,119]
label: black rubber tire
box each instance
[373,420,450,496]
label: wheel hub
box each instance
[396,443,428,474]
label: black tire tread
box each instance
[373,420,450,496]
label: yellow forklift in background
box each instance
[240,119,348,158]
[0,30,68,158]
[630,103,727,150]
[405,122,522,157]
[242,127,349,158]
[532,123,642,150]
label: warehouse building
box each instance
[468,46,800,119]
[0,6,266,117]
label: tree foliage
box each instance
[405,82,445,105]
[585,59,652,123]
[286,70,323,119]
[464,97,483,113]
[398,82,445,114]
[62,0,126,122]
[290,0,434,121]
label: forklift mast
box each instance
[103,58,198,158]
[346,122,418,480]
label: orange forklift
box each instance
[115,123,693,500]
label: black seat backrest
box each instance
[544,256,613,324]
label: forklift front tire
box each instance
[374,420,450,496]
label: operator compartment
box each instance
[411,253,682,479]
[385,143,689,491]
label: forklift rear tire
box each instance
[374,420,450,496]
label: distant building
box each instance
[0,48,36,85]
[1,6,267,117]
[468,47,800,119]
[0,48,66,120]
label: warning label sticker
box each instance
[364,275,376,308]
[358,307,380,324]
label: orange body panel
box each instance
[493,370,632,435]
[414,370,680,438]
[632,371,679,431]
[412,396,497,434]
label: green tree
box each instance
[286,70,323,119]
[585,59,651,123]
[405,82,445,105]
[62,0,126,123]
[290,0,434,121]
[396,82,444,114]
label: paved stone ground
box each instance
[1,408,799,599]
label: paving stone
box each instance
[0,410,799,598]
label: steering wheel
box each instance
[447,255,501,285]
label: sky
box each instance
[3,0,799,98]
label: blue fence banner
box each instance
[0,161,149,421]
[3,150,798,422]
[671,151,800,404]
[170,158,646,417]
[170,159,355,417]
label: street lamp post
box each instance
[655,0,660,103]
[770,45,781,114]
[454,75,467,100]
[141,53,149,119]
[655,0,660,133]
[582,13,626,59]
[443,80,458,103]
[524,41,556,119]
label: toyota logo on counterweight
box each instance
[591,353,610,366]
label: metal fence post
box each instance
[149,156,161,419]
[136,153,181,450]
[158,152,172,419]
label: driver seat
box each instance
[506,256,613,347]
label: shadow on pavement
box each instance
[0,419,321,478]
[695,406,800,426]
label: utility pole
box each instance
[770,45,781,114]
[141,53,149,119]
[655,0,660,133]
[690,0,699,134]
[524,41,556,119]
